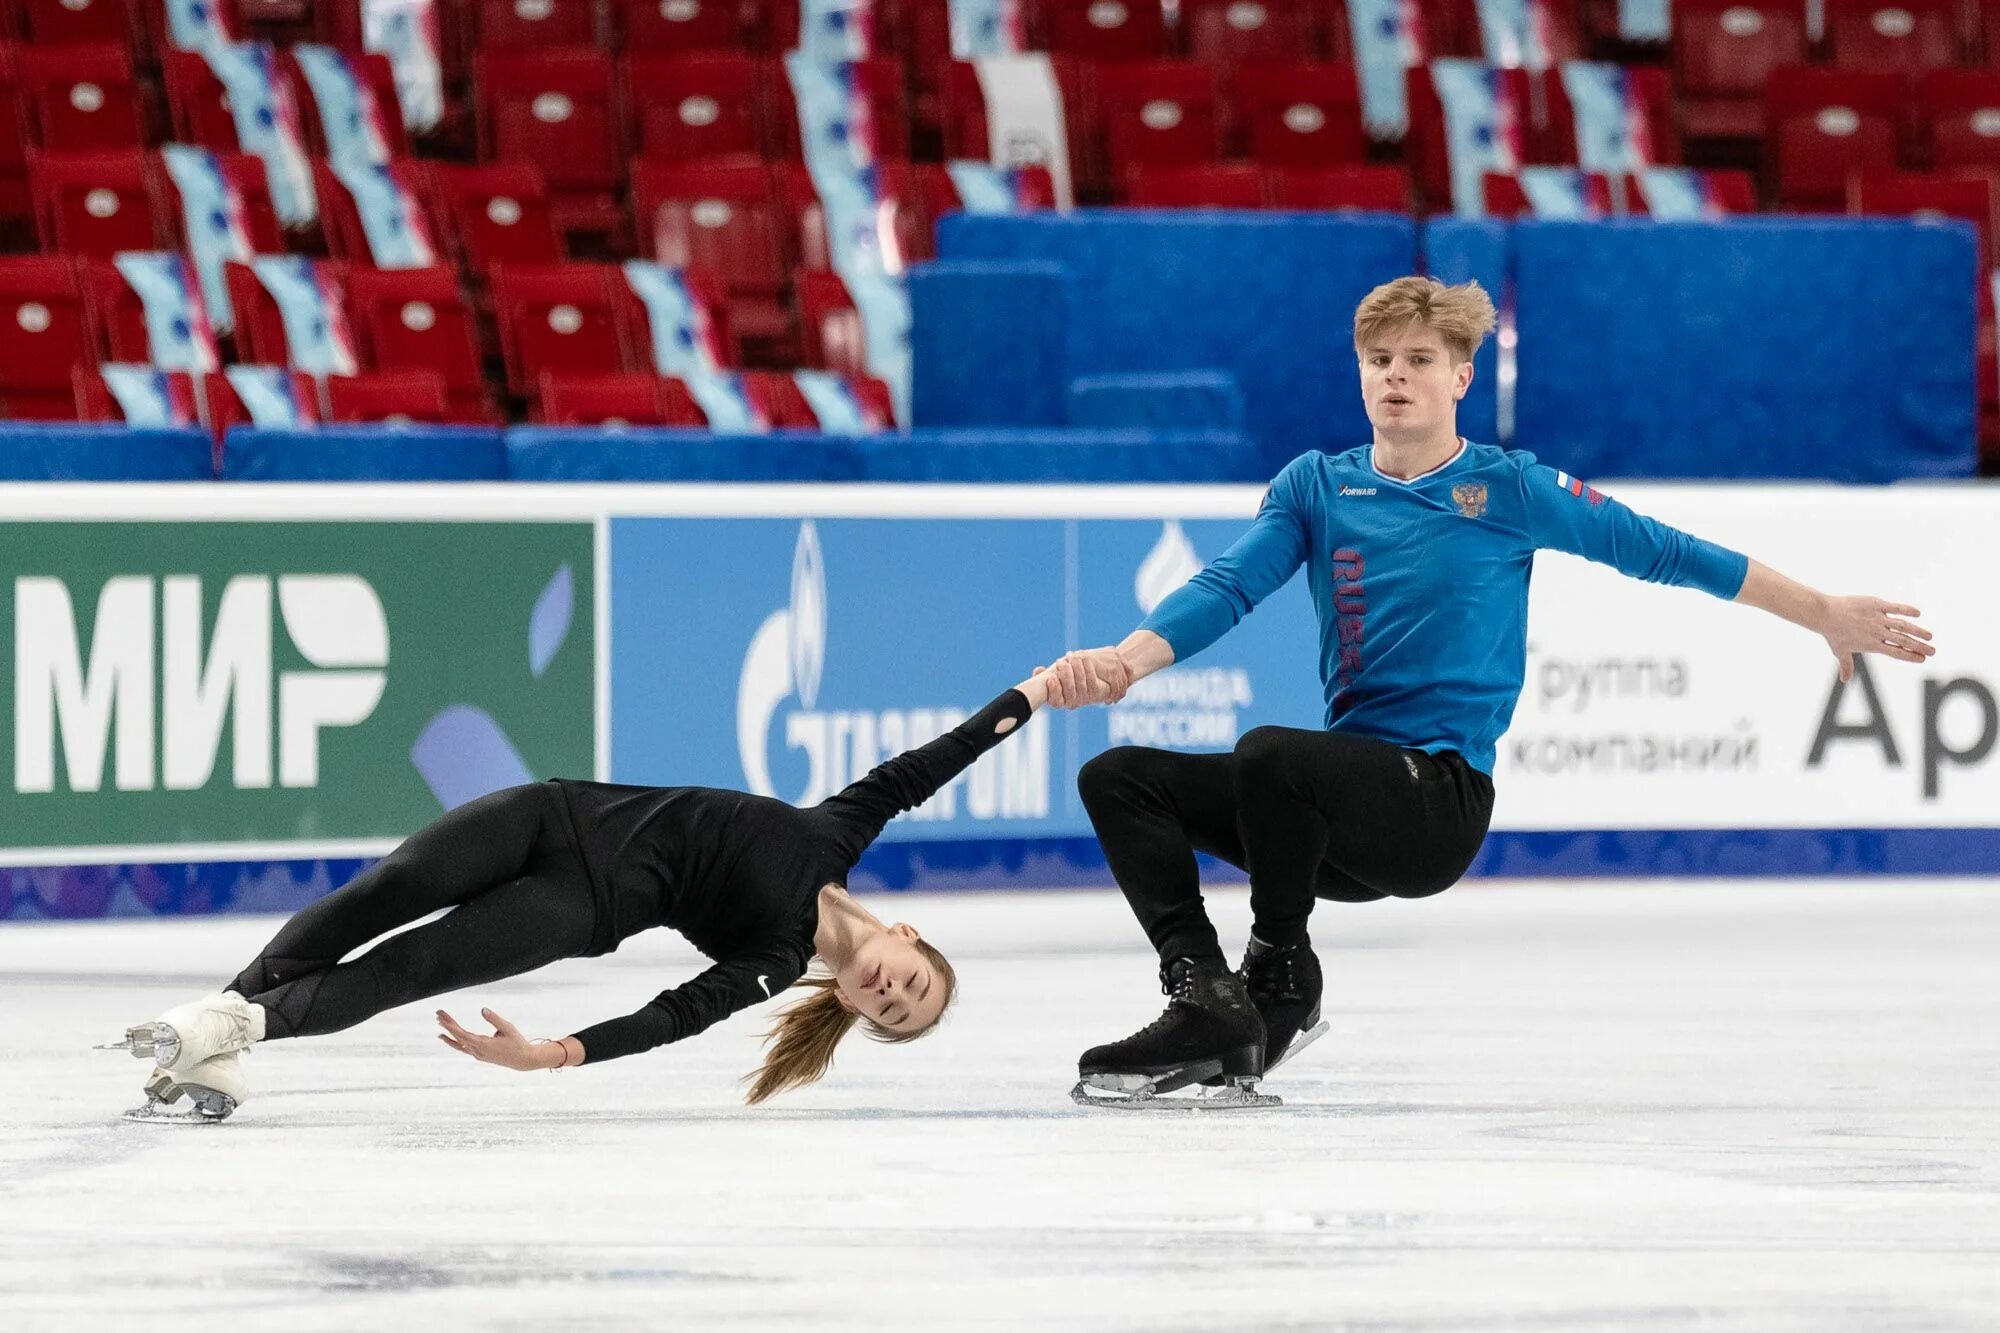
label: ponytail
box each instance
[742,943,959,1104]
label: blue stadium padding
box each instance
[508,429,864,481]
[1067,372,1244,432]
[1422,218,1507,445]
[909,261,1071,428]
[508,427,1263,482]
[853,428,1263,481]
[223,425,508,480]
[0,423,212,480]
[14,824,2000,920]
[1513,219,1978,481]
[936,211,1417,470]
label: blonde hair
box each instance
[1353,276,1497,364]
[742,939,956,1104]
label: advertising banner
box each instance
[1,520,595,857]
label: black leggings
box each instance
[226,785,598,1040]
[1077,726,1495,964]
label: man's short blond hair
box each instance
[1353,276,1497,364]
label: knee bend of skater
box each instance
[1077,746,1149,803]
[1232,725,1305,789]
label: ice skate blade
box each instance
[125,1085,236,1124]
[1264,1020,1329,1076]
[96,1023,180,1065]
[1070,1079,1283,1111]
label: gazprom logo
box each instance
[736,521,1048,820]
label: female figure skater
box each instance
[109,673,1051,1120]
[1039,276,1937,1106]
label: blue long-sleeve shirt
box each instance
[1141,441,1749,774]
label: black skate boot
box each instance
[1073,958,1268,1108]
[1238,937,1327,1076]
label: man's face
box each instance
[1358,322,1474,441]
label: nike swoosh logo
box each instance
[757,975,771,998]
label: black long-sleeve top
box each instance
[554,688,1033,1063]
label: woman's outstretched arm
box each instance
[812,673,1049,859]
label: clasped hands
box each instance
[1037,646,1134,709]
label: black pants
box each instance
[1077,726,1495,964]
[227,785,599,1040]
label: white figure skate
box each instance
[125,1051,247,1124]
[99,992,265,1072]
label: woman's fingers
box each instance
[1886,618,1932,641]
[481,1007,519,1037]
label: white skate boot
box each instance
[100,991,266,1072]
[126,1051,248,1124]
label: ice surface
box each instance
[3,882,1999,1331]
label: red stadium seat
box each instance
[610,0,749,53]
[1766,66,1904,210]
[1226,60,1365,166]
[534,371,707,424]
[1540,64,1680,166]
[344,265,496,421]
[1619,167,1758,213]
[1095,60,1222,186]
[471,0,598,49]
[1852,170,1997,265]
[1672,0,1809,141]
[0,255,90,417]
[632,156,794,356]
[161,150,285,253]
[922,161,1058,216]
[312,158,439,264]
[1480,169,1616,216]
[1040,0,1168,60]
[489,262,640,396]
[1917,69,2000,174]
[769,55,911,160]
[323,368,454,422]
[16,0,139,48]
[1266,163,1411,210]
[29,150,167,255]
[428,161,568,270]
[475,48,624,240]
[17,45,145,151]
[624,52,768,163]
[162,49,257,150]
[78,258,170,364]
[224,257,350,365]
[795,267,867,376]
[1182,0,1328,64]
[287,49,409,158]
[736,369,894,429]
[201,368,321,434]
[940,57,1091,199]
[1439,0,1584,64]
[1405,63,1533,210]
[0,47,33,246]
[779,160,933,271]
[73,365,199,423]
[1124,162,1266,206]
[1826,0,1963,71]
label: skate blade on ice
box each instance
[123,1067,235,1125]
[1070,1076,1282,1111]
[96,1022,181,1065]
[1265,1020,1329,1076]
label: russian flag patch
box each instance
[1554,470,1605,505]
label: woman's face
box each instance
[834,923,947,1035]
[1358,322,1473,441]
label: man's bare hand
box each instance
[1038,647,1134,709]
[1820,597,1934,682]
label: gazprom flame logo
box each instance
[737,521,826,800]
[1112,521,1253,748]
[734,520,1050,819]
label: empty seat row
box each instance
[71,362,894,431]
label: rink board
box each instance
[0,481,1994,918]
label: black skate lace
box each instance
[1126,965,1203,1039]
[1246,952,1303,1005]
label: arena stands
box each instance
[0,0,1987,475]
